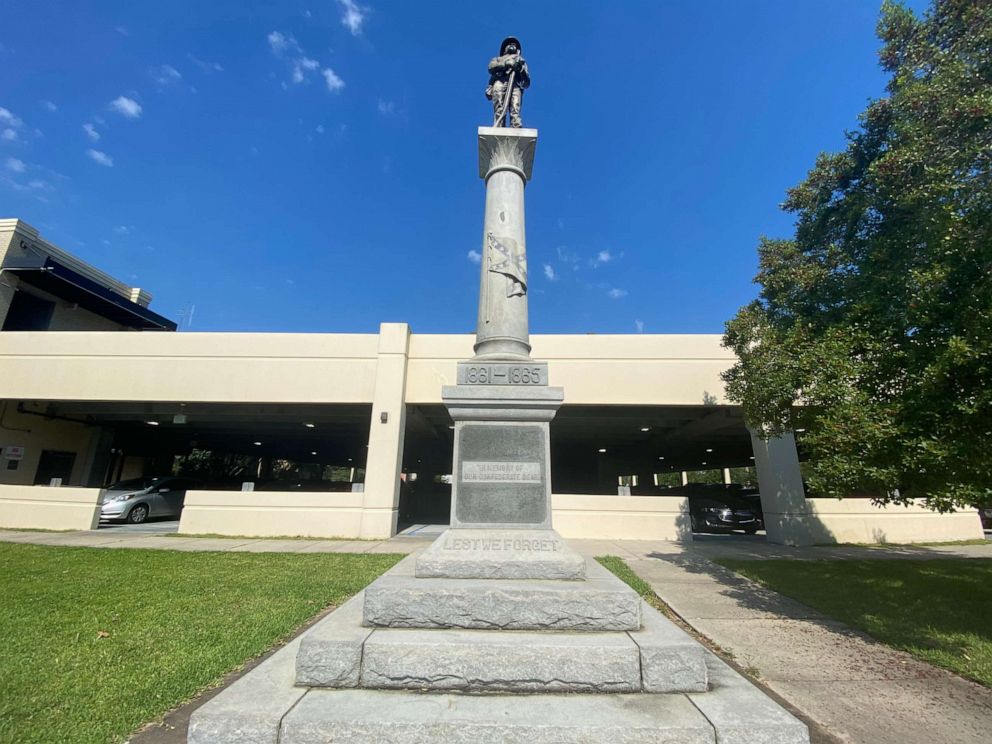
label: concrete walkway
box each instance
[0,528,433,554]
[3,528,990,743]
[574,537,992,744]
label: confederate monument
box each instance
[414,34,583,580]
[187,38,810,743]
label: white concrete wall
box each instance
[178,490,367,538]
[0,484,102,530]
[802,498,985,544]
[552,494,691,541]
[0,332,380,403]
[405,334,735,405]
[177,491,693,541]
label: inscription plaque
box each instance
[455,424,548,526]
[463,461,541,483]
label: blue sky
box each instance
[1,1,927,334]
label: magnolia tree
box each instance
[723,0,991,511]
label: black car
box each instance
[686,487,762,534]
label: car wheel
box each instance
[128,504,149,524]
[744,527,758,535]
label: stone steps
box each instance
[360,627,641,692]
[364,554,641,631]
[295,555,707,694]
[190,628,808,744]
[190,552,809,744]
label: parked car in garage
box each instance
[685,485,762,534]
[100,477,196,524]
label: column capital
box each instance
[478,127,538,182]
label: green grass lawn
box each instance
[715,558,992,687]
[0,543,403,744]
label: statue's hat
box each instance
[499,36,522,55]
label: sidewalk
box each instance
[0,528,432,554]
[573,537,992,744]
[3,528,990,743]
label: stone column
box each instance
[473,127,537,360]
[361,322,410,539]
[749,429,814,546]
[414,127,582,580]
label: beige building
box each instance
[0,219,983,545]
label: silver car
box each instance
[100,477,195,523]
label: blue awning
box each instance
[1,253,177,331]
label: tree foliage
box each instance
[722,0,992,510]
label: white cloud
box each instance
[152,64,182,85]
[322,68,345,92]
[315,124,325,134]
[543,264,556,281]
[109,96,142,119]
[591,249,612,267]
[0,107,21,127]
[292,57,320,84]
[114,225,131,234]
[268,32,335,89]
[115,25,129,36]
[41,100,57,112]
[635,319,645,333]
[467,249,482,264]
[556,244,581,270]
[83,123,100,141]
[86,149,114,167]
[338,0,367,35]
[5,157,25,173]
[187,53,223,73]
[607,288,628,299]
[377,99,395,115]
[1,128,16,141]
[267,30,298,56]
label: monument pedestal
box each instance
[415,381,586,580]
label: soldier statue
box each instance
[486,36,530,128]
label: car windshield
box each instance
[105,477,165,491]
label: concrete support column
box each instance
[749,429,814,546]
[722,467,732,485]
[680,471,688,486]
[361,322,410,538]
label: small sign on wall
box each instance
[3,446,25,461]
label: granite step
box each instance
[280,689,718,744]
[364,554,641,631]
[415,528,586,580]
[359,627,642,692]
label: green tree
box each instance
[723,0,991,511]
